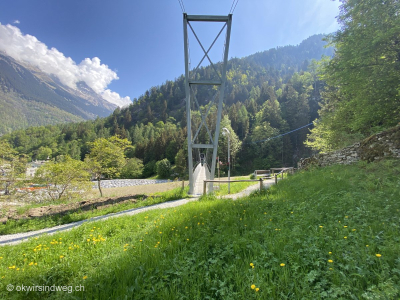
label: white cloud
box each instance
[13,20,20,24]
[101,89,131,108]
[0,23,131,107]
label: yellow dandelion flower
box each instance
[34,263,37,266]
[280,263,285,267]
[59,255,64,259]
[83,276,88,280]
[256,288,260,292]
[352,229,356,231]
[250,263,254,267]
[376,254,382,258]
[329,252,332,255]
[344,226,348,228]
[366,245,369,247]
[319,226,323,228]
[251,284,256,289]
[344,236,347,239]
[29,262,34,266]
[328,260,333,263]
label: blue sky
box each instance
[0,0,340,106]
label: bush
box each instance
[142,160,156,178]
[120,158,144,179]
[156,158,171,178]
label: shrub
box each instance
[120,158,144,179]
[156,158,171,178]
[142,160,156,178]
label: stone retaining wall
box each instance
[298,125,400,169]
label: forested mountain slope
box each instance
[2,34,333,174]
[0,53,117,135]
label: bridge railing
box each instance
[203,167,295,195]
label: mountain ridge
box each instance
[0,53,117,134]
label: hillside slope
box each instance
[0,159,398,299]
[2,34,334,172]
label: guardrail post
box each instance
[282,171,284,180]
[259,178,263,190]
[275,174,277,184]
[182,180,185,189]
[203,180,207,195]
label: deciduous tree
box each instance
[307,0,400,151]
[85,136,131,196]
[35,156,91,200]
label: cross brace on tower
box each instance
[183,13,232,194]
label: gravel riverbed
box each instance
[93,179,170,189]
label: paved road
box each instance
[0,178,278,246]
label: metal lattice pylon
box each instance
[183,13,232,194]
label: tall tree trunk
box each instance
[4,181,10,195]
[97,177,103,197]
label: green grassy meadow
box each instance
[0,177,256,235]
[0,186,190,235]
[0,159,399,299]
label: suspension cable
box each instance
[177,0,185,13]
[247,122,314,144]
[229,0,240,14]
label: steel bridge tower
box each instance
[183,13,232,194]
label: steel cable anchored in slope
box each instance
[246,122,314,144]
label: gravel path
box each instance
[220,177,278,200]
[0,178,278,246]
